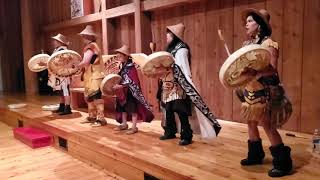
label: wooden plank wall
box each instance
[0,0,25,92]
[106,0,132,9]
[25,0,319,133]
[20,0,51,95]
[301,0,320,133]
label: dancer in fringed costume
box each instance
[78,25,107,127]
[235,9,293,177]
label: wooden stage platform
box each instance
[1,94,320,180]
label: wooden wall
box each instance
[20,0,48,94]
[106,0,133,9]
[0,0,25,92]
[22,0,320,133]
[40,1,136,56]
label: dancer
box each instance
[237,9,293,177]
[113,45,154,134]
[78,25,107,127]
[47,33,72,115]
[158,23,221,146]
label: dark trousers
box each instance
[164,99,193,140]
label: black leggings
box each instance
[164,99,193,140]
[86,90,102,102]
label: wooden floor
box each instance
[1,93,320,180]
[0,122,123,180]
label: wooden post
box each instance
[134,0,142,53]
[101,0,108,54]
[20,0,38,95]
[134,0,152,54]
[101,0,117,54]
[133,0,159,117]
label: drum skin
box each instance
[100,74,122,96]
[219,44,271,89]
[131,51,174,77]
[48,50,82,77]
[28,54,50,72]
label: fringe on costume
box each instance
[241,102,266,122]
[241,95,292,128]
[267,95,293,128]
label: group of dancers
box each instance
[39,8,293,177]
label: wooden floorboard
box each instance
[0,121,123,180]
[1,94,320,179]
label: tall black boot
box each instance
[178,113,193,146]
[160,108,177,140]
[268,144,292,177]
[53,103,65,113]
[241,139,265,165]
[59,105,72,115]
[160,123,177,140]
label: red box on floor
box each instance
[13,127,52,148]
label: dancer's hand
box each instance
[150,67,170,78]
[38,61,47,66]
[113,84,123,90]
[242,67,257,76]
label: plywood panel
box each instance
[120,16,131,46]
[106,0,133,9]
[301,0,320,133]
[281,0,304,131]
[232,0,249,122]
[149,11,166,116]
[266,0,284,80]
[189,2,207,98]
[68,141,144,180]
[206,0,234,120]
[139,11,160,116]
[42,0,71,25]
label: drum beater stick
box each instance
[218,29,231,56]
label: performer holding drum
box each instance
[28,34,82,113]
[153,23,221,146]
[38,34,73,115]
[78,25,107,127]
[111,45,154,134]
[219,9,293,177]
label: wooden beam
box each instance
[134,0,153,53]
[101,0,108,54]
[105,3,135,19]
[43,13,102,32]
[102,20,116,54]
[142,0,201,11]
[134,0,142,53]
